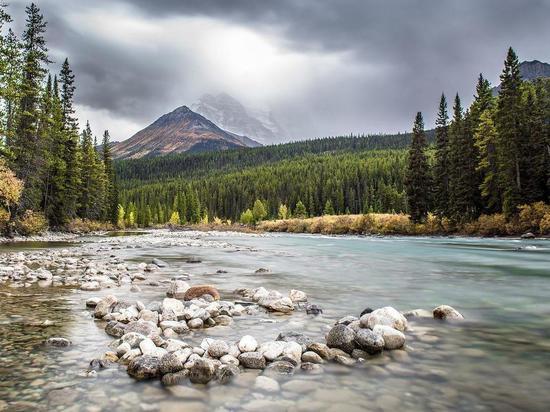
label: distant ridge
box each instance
[492,60,550,95]
[111,106,261,159]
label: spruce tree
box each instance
[323,199,335,215]
[405,112,430,223]
[11,3,50,213]
[1,28,22,149]
[475,109,500,212]
[294,200,307,218]
[495,47,523,216]
[433,94,449,218]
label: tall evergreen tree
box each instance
[11,3,50,213]
[405,112,431,223]
[475,109,501,212]
[495,47,523,216]
[101,130,118,223]
[1,28,22,149]
[433,94,449,218]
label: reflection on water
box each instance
[1,232,550,411]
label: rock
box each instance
[166,280,190,299]
[360,307,374,317]
[139,338,158,355]
[326,324,356,353]
[127,355,160,379]
[402,309,433,319]
[265,360,295,375]
[301,351,323,363]
[372,325,406,350]
[334,354,356,366]
[184,285,220,301]
[119,348,141,364]
[351,349,369,359]
[116,342,132,357]
[159,349,192,374]
[159,321,189,334]
[216,364,240,384]
[276,331,313,351]
[238,335,258,352]
[433,305,464,321]
[94,295,118,318]
[300,362,324,374]
[306,342,333,360]
[161,370,189,386]
[125,320,159,338]
[354,328,385,354]
[521,232,535,239]
[208,340,230,358]
[86,297,101,308]
[220,354,239,366]
[213,315,233,326]
[105,321,126,338]
[80,281,100,291]
[189,358,216,384]
[187,318,203,329]
[289,289,307,303]
[363,306,408,332]
[258,341,286,361]
[305,303,323,315]
[140,309,160,324]
[120,332,146,348]
[336,315,358,325]
[46,337,71,347]
[89,358,110,370]
[130,285,141,293]
[161,298,185,318]
[238,352,266,369]
[255,376,280,393]
[255,268,270,273]
[282,341,303,364]
[152,258,168,267]
[259,293,294,313]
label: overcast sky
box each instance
[7,0,550,141]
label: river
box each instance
[1,230,549,411]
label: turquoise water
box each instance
[1,232,549,411]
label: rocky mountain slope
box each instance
[492,60,550,94]
[112,106,261,159]
[191,93,286,145]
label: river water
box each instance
[1,231,549,411]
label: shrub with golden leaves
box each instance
[15,210,48,236]
[0,159,23,213]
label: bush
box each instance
[0,208,9,234]
[463,214,508,236]
[240,209,254,225]
[517,202,550,233]
[15,210,48,236]
[65,218,114,233]
[540,213,550,235]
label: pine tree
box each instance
[475,109,501,212]
[294,200,307,218]
[323,199,335,215]
[1,28,22,149]
[433,94,449,218]
[277,203,288,220]
[116,204,125,228]
[405,112,431,223]
[78,121,94,217]
[11,3,50,213]
[102,130,117,223]
[495,47,523,216]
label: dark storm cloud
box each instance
[7,0,550,139]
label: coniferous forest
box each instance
[0,3,117,235]
[116,47,550,234]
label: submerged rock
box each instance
[216,364,240,384]
[161,370,189,386]
[305,303,323,315]
[46,337,71,347]
[289,289,308,303]
[189,358,216,384]
[433,305,464,321]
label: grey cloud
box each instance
[7,0,550,139]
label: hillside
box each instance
[116,130,434,184]
[111,106,261,159]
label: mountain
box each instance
[191,93,287,145]
[492,60,550,95]
[111,106,261,159]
